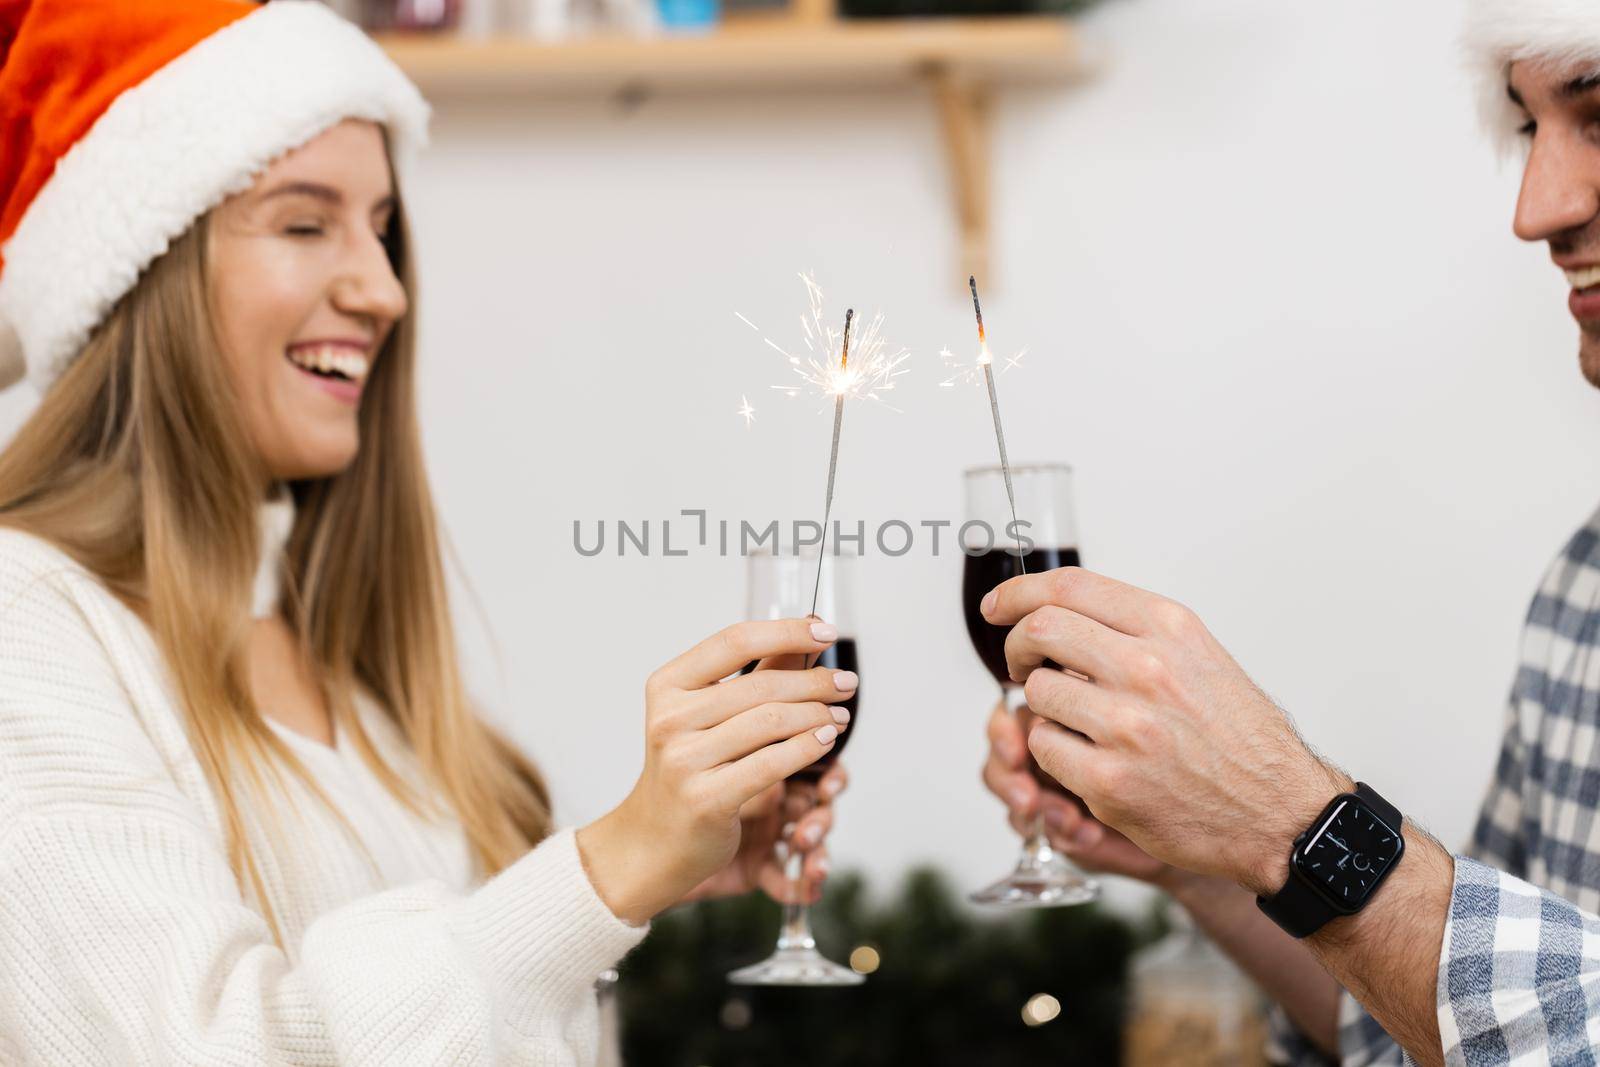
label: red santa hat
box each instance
[0,0,429,393]
[1465,0,1600,154]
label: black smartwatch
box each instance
[1256,782,1404,938]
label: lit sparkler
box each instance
[745,273,909,411]
[737,394,756,428]
[735,274,911,617]
[967,276,1028,571]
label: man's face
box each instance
[1510,61,1600,387]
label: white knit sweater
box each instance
[0,500,647,1066]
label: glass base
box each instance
[727,946,866,987]
[969,846,1100,909]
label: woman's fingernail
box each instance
[800,824,822,847]
[830,706,852,725]
[1074,822,1101,848]
[821,778,841,797]
[810,621,838,642]
[1009,787,1030,810]
[815,856,831,878]
[833,670,858,691]
[981,589,998,617]
[814,725,838,745]
[1045,807,1068,832]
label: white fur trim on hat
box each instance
[0,0,430,394]
[1464,0,1600,156]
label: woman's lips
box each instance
[287,358,363,405]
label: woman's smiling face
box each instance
[208,119,407,483]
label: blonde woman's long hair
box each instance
[0,149,551,946]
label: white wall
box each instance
[407,0,1600,907]
[16,0,1596,909]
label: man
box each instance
[982,4,1600,1064]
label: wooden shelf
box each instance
[376,18,1080,97]
[376,17,1088,285]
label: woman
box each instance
[0,2,852,1064]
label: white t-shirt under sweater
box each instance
[0,496,647,1066]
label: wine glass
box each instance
[962,462,1100,908]
[727,546,864,987]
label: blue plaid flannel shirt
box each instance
[1269,506,1600,1066]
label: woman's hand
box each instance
[981,697,1172,885]
[681,763,848,906]
[576,618,856,925]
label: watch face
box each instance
[1295,798,1402,910]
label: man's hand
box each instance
[984,691,1352,1060]
[982,567,1349,897]
[981,698,1173,884]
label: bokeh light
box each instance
[1021,993,1061,1027]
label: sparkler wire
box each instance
[970,276,1027,575]
[810,308,853,618]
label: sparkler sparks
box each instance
[940,277,1030,388]
[737,394,756,428]
[739,273,910,411]
[938,341,1028,388]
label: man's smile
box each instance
[1562,262,1600,322]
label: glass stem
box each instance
[1024,812,1054,863]
[1007,685,1057,865]
[773,848,816,953]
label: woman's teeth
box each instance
[1566,265,1600,291]
[287,345,369,383]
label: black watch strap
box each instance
[1354,781,1400,832]
[1258,865,1336,938]
[1256,782,1402,939]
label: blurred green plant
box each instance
[619,867,1144,1066]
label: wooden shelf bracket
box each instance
[928,64,992,289]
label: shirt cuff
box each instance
[1436,855,1595,1066]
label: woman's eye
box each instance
[286,224,325,237]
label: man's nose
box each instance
[1514,129,1600,244]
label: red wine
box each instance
[734,640,858,781]
[791,637,857,783]
[963,548,1087,804]
[961,547,1080,688]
